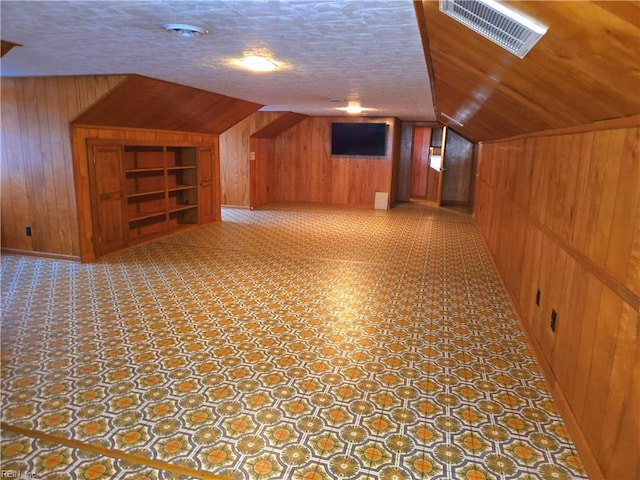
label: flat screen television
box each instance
[331,122,387,157]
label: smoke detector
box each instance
[163,24,208,37]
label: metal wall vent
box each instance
[439,0,548,58]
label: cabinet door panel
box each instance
[89,144,125,255]
[199,146,217,223]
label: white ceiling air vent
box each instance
[439,0,548,59]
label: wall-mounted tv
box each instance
[331,122,387,157]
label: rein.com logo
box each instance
[1,471,37,478]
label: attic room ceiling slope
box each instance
[73,75,262,134]
[416,0,640,142]
[252,113,308,138]
[0,0,435,121]
[1,40,20,58]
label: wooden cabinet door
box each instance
[88,143,126,256]
[198,146,218,223]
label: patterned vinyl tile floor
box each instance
[0,202,588,479]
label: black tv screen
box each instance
[331,123,387,157]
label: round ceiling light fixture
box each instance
[163,24,208,37]
[233,55,279,72]
[335,101,374,115]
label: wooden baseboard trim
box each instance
[1,248,81,262]
[253,201,374,210]
[222,204,251,209]
[476,240,604,480]
[0,422,232,480]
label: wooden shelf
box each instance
[126,167,165,174]
[168,185,197,192]
[167,165,197,171]
[127,189,165,198]
[128,210,166,223]
[124,145,199,239]
[89,141,214,258]
[169,204,197,213]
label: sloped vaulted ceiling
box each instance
[73,75,263,134]
[415,1,640,142]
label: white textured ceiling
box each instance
[0,0,436,121]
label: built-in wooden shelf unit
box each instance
[88,141,215,257]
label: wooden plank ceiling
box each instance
[252,113,307,138]
[415,1,640,142]
[73,75,262,135]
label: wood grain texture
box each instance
[416,1,640,141]
[74,75,262,135]
[410,127,432,198]
[272,117,397,208]
[219,111,286,207]
[0,39,21,57]
[249,113,307,209]
[250,137,277,210]
[394,122,441,204]
[441,129,473,204]
[71,126,219,261]
[252,112,307,139]
[395,123,416,203]
[597,299,640,480]
[0,75,127,258]
[88,143,126,256]
[198,145,219,224]
[473,121,639,480]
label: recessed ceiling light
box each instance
[163,24,208,37]
[232,55,280,72]
[345,104,363,114]
[336,102,374,115]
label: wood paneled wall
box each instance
[272,117,397,207]
[394,122,415,203]
[410,127,434,199]
[394,122,442,204]
[388,117,404,207]
[250,137,275,209]
[219,112,285,207]
[442,129,474,204]
[250,113,307,210]
[71,126,220,262]
[1,75,127,259]
[473,120,639,480]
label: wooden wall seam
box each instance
[0,75,128,257]
[272,117,397,208]
[476,175,639,312]
[473,124,639,480]
[219,111,285,207]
